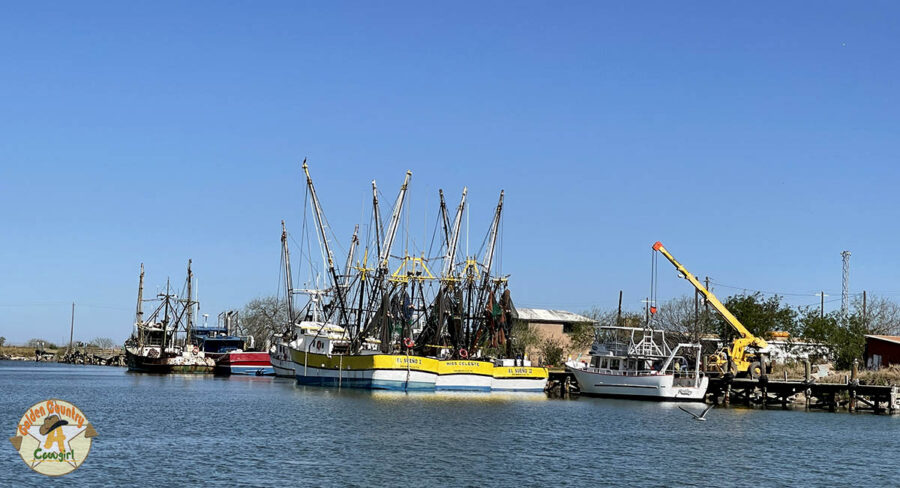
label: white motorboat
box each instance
[566,326,708,401]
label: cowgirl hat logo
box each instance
[8,399,98,477]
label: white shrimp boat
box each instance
[566,326,708,401]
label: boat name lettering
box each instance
[446,361,480,367]
[396,357,423,365]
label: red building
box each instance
[864,335,900,369]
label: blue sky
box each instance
[1,2,898,344]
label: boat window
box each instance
[599,358,607,369]
[609,358,620,370]
[627,359,636,370]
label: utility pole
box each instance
[694,288,699,324]
[703,277,711,336]
[863,290,867,324]
[67,302,75,355]
[704,277,710,315]
[820,291,825,318]
[841,251,851,315]
[617,290,623,326]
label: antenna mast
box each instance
[841,250,851,315]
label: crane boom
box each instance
[652,241,768,350]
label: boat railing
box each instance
[581,367,664,377]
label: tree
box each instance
[537,336,566,367]
[796,307,839,344]
[582,306,644,328]
[651,295,721,344]
[714,293,797,340]
[795,303,886,369]
[239,296,289,348]
[568,322,596,353]
[509,322,540,357]
[0,337,5,348]
[856,294,900,335]
[89,337,116,349]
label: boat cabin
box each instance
[192,326,248,354]
[585,326,700,377]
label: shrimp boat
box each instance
[289,324,546,391]
[291,321,439,390]
[124,261,215,374]
[566,326,708,401]
[281,162,547,392]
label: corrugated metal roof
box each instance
[865,335,900,346]
[514,307,592,323]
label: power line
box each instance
[707,280,848,298]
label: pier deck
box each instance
[707,376,898,414]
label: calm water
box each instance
[2,361,899,487]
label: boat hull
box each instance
[491,365,550,392]
[290,350,549,392]
[568,367,708,401]
[270,346,296,377]
[436,360,494,391]
[125,349,215,374]
[292,349,438,390]
[215,352,274,376]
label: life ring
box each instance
[459,348,468,359]
[316,340,323,350]
[192,345,199,356]
[403,337,415,349]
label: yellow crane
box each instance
[652,241,769,378]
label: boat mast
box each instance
[470,191,504,349]
[354,171,413,350]
[344,224,359,288]
[372,181,383,264]
[135,263,144,345]
[302,160,350,326]
[67,302,75,356]
[162,278,171,350]
[281,220,296,330]
[443,188,467,278]
[380,171,412,272]
[481,191,504,286]
[185,259,193,344]
[439,190,451,250]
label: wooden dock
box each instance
[707,375,898,414]
[548,365,898,414]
